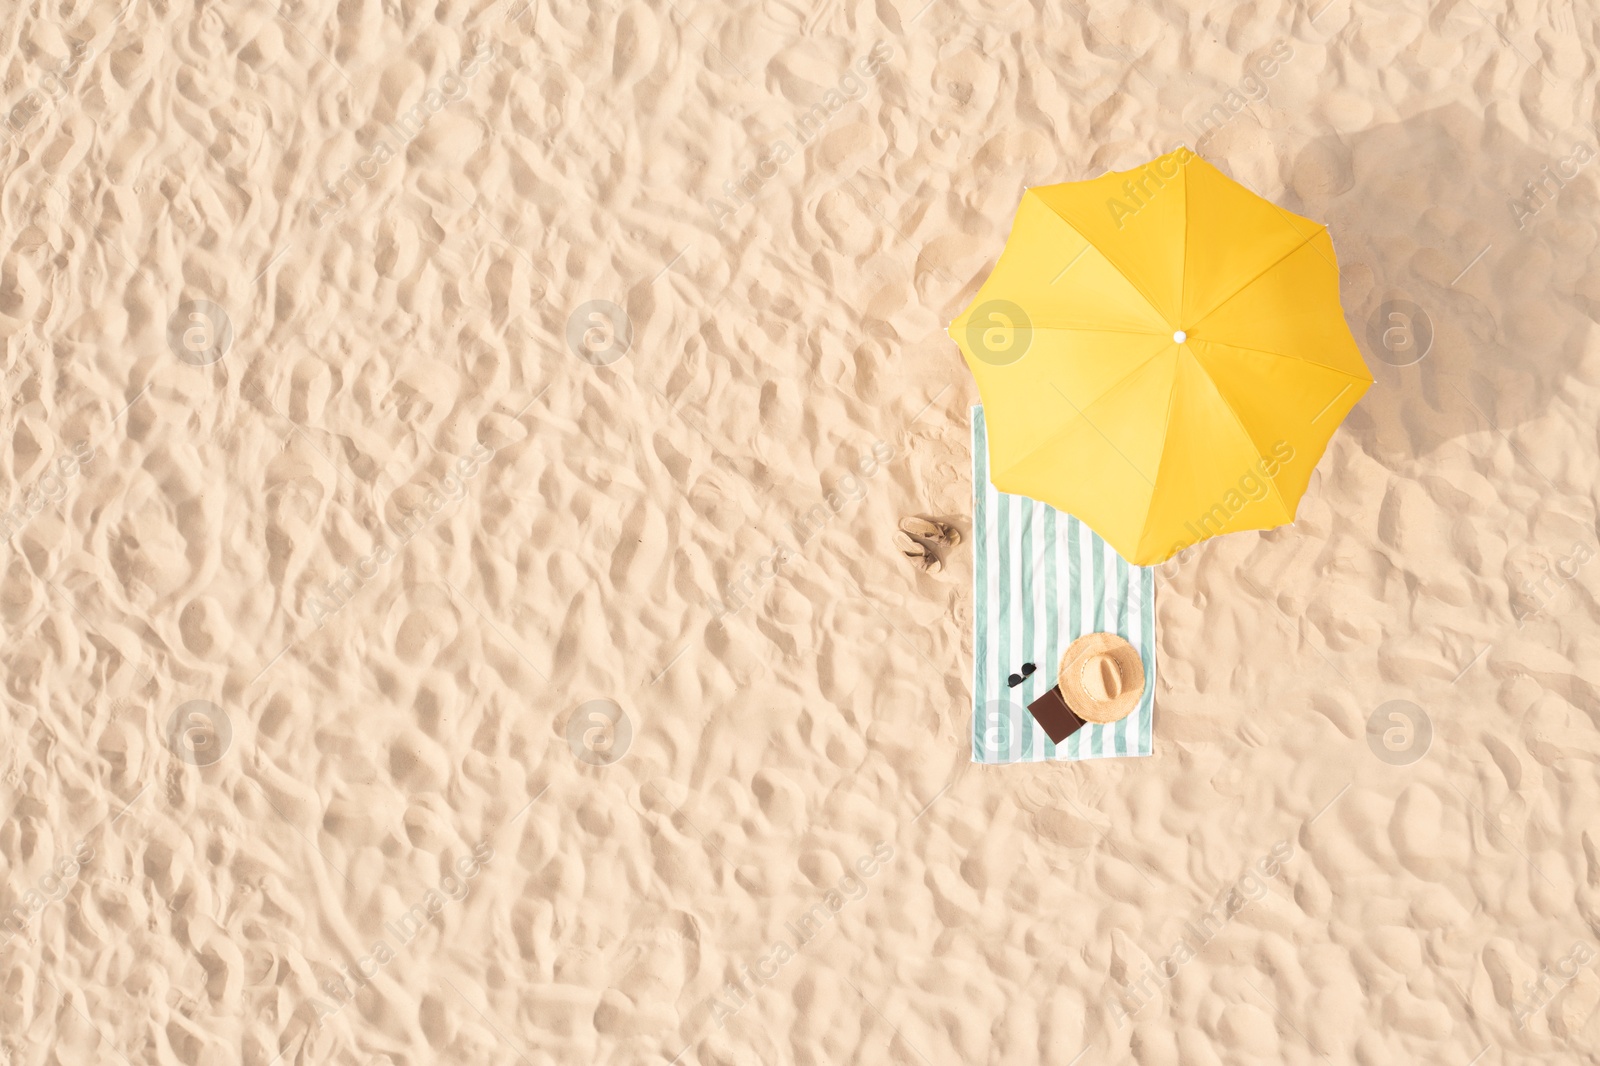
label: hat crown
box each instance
[1083,653,1123,701]
[1058,632,1144,724]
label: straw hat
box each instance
[1058,632,1145,724]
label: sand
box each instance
[1,0,1598,1063]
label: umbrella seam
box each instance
[1181,347,1298,524]
[1180,154,1190,325]
[1191,224,1328,330]
[1134,351,1187,562]
[1186,337,1375,384]
[1027,189,1175,326]
[1001,324,1171,337]
[989,343,1173,489]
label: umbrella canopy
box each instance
[950,148,1373,566]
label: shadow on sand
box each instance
[1281,103,1600,473]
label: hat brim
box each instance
[1058,632,1146,724]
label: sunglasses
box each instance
[1007,662,1037,688]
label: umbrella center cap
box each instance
[1173,330,1187,344]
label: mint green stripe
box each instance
[1042,506,1057,759]
[1066,519,1082,759]
[1018,500,1035,761]
[1114,550,1130,757]
[972,408,987,761]
[1067,520,1081,642]
[1116,552,1128,635]
[1090,532,1104,758]
[995,478,1011,762]
[1092,530,1106,634]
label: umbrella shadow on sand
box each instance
[1279,103,1600,473]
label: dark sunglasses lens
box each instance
[1022,662,1036,676]
[1007,673,1022,687]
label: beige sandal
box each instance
[899,516,961,548]
[894,530,942,573]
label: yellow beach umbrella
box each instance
[950,148,1373,566]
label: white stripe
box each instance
[1053,507,1069,761]
[1105,536,1122,758]
[984,461,1002,762]
[1007,491,1024,763]
[1031,502,1050,762]
[1068,521,1081,755]
[1120,541,1132,755]
[1127,558,1143,754]
[985,470,998,758]
[1114,543,1127,755]
[985,482,998,764]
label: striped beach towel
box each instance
[972,405,1156,763]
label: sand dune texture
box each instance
[1,0,1598,1063]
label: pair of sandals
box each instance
[893,516,961,573]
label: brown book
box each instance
[1028,686,1087,744]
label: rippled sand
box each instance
[1,1,1598,1063]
